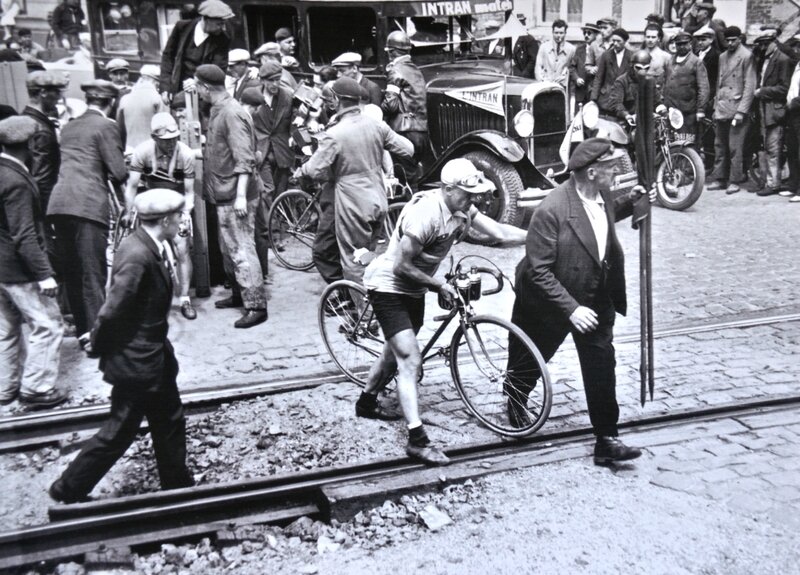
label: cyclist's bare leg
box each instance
[381,328,422,425]
[173,233,193,299]
[364,342,398,395]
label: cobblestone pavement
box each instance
[2,182,797,415]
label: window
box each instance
[307,7,377,67]
[99,1,138,54]
[542,0,583,24]
[243,5,298,52]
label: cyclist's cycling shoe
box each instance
[507,399,533,429]
[593,436,642,466]
[406,443,450,466]
[355,402,402,421]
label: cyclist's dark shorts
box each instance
[370,291,425,339]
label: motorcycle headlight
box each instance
[582,101,599,130]
[513,110,534,138]
[668,107,684,130]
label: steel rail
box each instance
[1,394,798,570]
[2,311,798,454]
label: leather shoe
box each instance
[49,478,91,504]
[215,295,244,309]
[180,301,197,320]
[706,181,725,191]
[406,442,450,465]
[20,387,69,409]
[356,401,402,421]
[756,186,779,197]
[234,309,267,328]
[725,184,740,195]
[507,399,532,429]
[594,436,642,466]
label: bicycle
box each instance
[318,257,553,437]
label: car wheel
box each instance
[463,150,524,245]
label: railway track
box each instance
[1,395,798,571]
[2,310,799,453]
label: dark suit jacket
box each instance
[160,18,230,96]
[569,43,592,105]
[699,46,720,113]
[232,75,261,101]
[252,86,294,173]
[758,47,794,127]
[513,35,539,79]
[92,228,178,386]
[359,75,382,106]
[23,106,60,210]
[592,48,633,113]
[515,177,634,321]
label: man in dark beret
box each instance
[50,188,194,503]
[275,27,295,58]
[591,28,633,116]
[508,138,655,465]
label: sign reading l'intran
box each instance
[413,0,513,17]
[444,81,505,116]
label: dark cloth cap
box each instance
[241,87,265,107]
[596,18,617,27]
[0,115,38,144]
[611,28,629,42]
[723,26,742,39]
[581,23,601,33]
[170,91,186,110]
[195,64,226,86]
[275,27,293,41]
[696,2,716,14]
[134,188,186,220]
[568,138,624,171]
[673,31,692,44]
[81,79,119,99]
[331,77,361,100]
[27,70,69,89]
[258,61,283,80]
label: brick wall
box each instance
[746,0,799,28]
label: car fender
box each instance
[422,130,525,184]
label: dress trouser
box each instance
[57,366,193,497]
[785,108,800,193]
[51,216,108,336]
[711,116,750,184]
[507,299,620,437]
[312,182,343,284]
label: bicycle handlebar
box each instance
[474,266,504,296]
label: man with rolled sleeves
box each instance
[0,116,67,408]
[332,52,381,106]
[49,189,194,504]
[663,31,709,140]
[48,80,127,352]
[195,64,267,328]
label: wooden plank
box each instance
[0,61,29,111]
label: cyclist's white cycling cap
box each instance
[440,158,495,194]
[151,112,180,139]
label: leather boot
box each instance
[234,309,268,328]
[594,436,642,465]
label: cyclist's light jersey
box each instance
[129,139,196,193]
[364,190,477,296]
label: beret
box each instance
[0,115,38,145]
[139,64,161,79]
[581,23,601,34]
[134,188,186,220]
[26,70,69,89]
[106,58,130,72]
[596,18,617,27]
[197,0,234,19]
[275,27,293,41]
[611,28,629,42]
[568,138,624,171]
[723,26,742,39]
[81,79,119,99]
[331,76,361,100]
[228,48,251,64]
[195,64,226,85]
[673,31,692,43]
[240,87,265,107]
[150,112,180,139]
[259,61,283,79]
[170,91,186,109]
[693,25,715,38]
[695,2,716,13]
[332,52,362,66]
[253,42,281,57]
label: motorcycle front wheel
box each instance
[656,146,705,211]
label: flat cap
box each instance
[197,0,234,19]
[581,23,601,34]
[150,112,180,139]
[253,42,281,57]
[134,188,186,220]
[331,76,361,100]
[195,64,226,85]
[26,70,69,89]
[258,61,283,79]
[81,79,119,99]
[240,87,265,107]
[723,26,742,39]
[139,64,161,79]
[695,2,716,14]
[673,31,692,43]
[693,25,715,38]
[568,138,625,171]
[0,115,38,145]
[332,52,362,66]
[755,28,779,43]
[106,58,130,72]
[611,28,629,42]
[596,17,617,27]
[228,48,251,65]
[275,27,293,41]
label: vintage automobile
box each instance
[85,0,568,229]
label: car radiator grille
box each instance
[433,102,513,146]
[530,91,566,171]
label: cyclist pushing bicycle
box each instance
[359,158,526,465]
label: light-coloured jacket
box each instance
[535,39,576,89]
[714,44,756,120]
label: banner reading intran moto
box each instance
[411,0,513,17]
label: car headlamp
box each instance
[513,110,534,138]
[582,101,599,130]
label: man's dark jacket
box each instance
[569,42,592,104]
[515,177,634,321]
[609,69,663,121]
[91,227,178,386]
[513,35,539,78]
[592,48,633,113]
[252,86,294,176]
[51,3,85,36]
[0,157,54,284]
[359,75,382,106]
[23,106,60,210]
[758,46,794,127]
[160,18,230,96]
[698,45,720,114]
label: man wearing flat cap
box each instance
[159,0,233,103]
[0,115,67,408]
[253,42,298,92]
[117,64,166,152]
[227,49,260,102]
[591,28,633,116]
[332,52,381,105]
[663,31,709,138]
[50,188,194,504]
[570,23,599,106]
[106,58,131,94]
[683,2,726,52]
[509,138,654,465]
[195,64,268,328]
[694,26,720,110]
[585,18,617,80]
[512,14,539,79]
[48,80,127,353]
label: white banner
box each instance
[559,107,584,166]
[445,81,505,116]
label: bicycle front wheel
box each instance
[318,280,385,386]
[267,189,319,271]
[450,315,552,437]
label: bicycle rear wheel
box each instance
[267,189,319,271]
[450,315,552,437]
[318,280,384,386]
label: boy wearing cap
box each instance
[591,28,633,116]
[50,188,194,504]
[0,115,67,408]
[332,52,381,106]
[117,64,166,152]
[358,158,526,465]
[509,138,654,466]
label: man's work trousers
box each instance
[507,300,620,437]
[217,200,266,310]
[51,216,108,336]
[253,188,272,282]
[56,372,193,498]
[785,109,800,193]
[0,282,63,401]
[711,116,750,185]
[762,123,784,189]
[313,183,343,284]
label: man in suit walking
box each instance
[507,138,654,465]
[591,28,633,117]
[49,189,194,503]
[253,61,294,199]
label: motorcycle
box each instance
[565,101,705,211]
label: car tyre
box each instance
[463,150,524,245]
